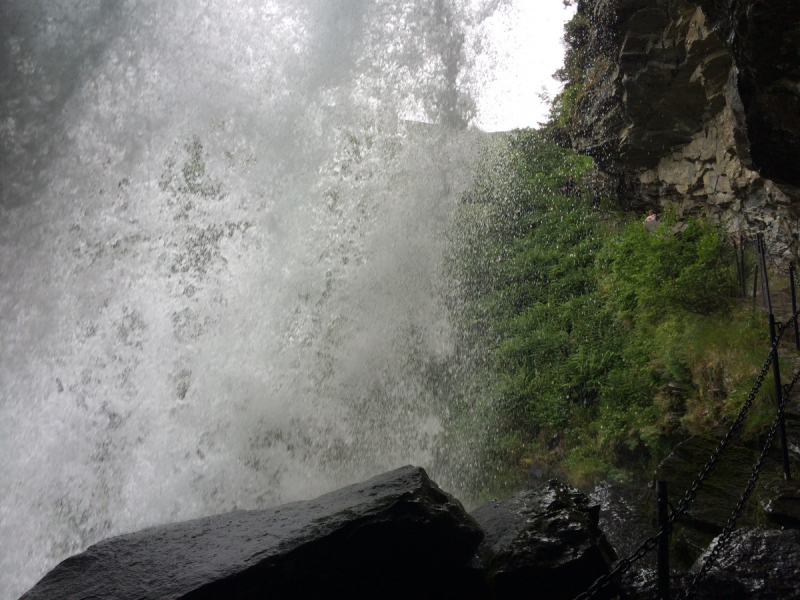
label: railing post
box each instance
[656,481,670,600]
[734,241,743,297]
[757,234,771,311]
[768,314,792,481]
[753,264,759,299]
[740,234,746,298]
[791,263,800,351]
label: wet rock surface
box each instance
[20,466,484,600]
[618,529,800,600]
[618,418,800,598]
[590,481,656,570]
[655,435,761,531]
[688,528,800,600]
[760,481,800,527]
[469,480,617,600]
[22,470,624,600]
[654,434,798,561]
[21,460,800,600]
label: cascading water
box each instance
[0,1,508,597]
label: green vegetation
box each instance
[548,9,591,129]
[447,129,782,489]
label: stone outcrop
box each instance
[565,0,800,262]
[22,460,800,599]
[469,480,617,600]
[20,466,484,600]
[590,481,657,570]
[655,436,760,526]
[689,528,800,599]
[618,528,800,599]
[21,469,620,600]
[654,434,800,562]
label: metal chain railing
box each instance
[737,233,790,276]
[572,309,799,600]
[684,362,798,598]
[571,527,661,600]
[662,324,782,527]
[767,255,791,276]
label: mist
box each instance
[0,1,502,596]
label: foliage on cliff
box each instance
[546,6,592,131]
[447,129,775,487]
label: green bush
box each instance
[549,84,584,128]
[447,129,769,488]
[600,214,739,320]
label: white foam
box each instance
[0,1,497,597]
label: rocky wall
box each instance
[567,0,800,263]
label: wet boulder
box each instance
[21,466,484,600]
[655,435,800,564]
[655,435,760,532]
[760,481,800,527]
[590,481,656,571]
[469,480,617,600]
[689,528,800,600]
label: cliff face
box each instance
[567,0,800,260]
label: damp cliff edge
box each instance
[561,0,800,262]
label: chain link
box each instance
[572,309,799,600]
[664,322,784,528]
[571,532,661,600]
[684,366,795,599]
[572,346,775,600]
[681,312,799,597]
[766,255,791,276]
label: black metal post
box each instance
[740,234,746,297]
[753,264,759,299]
[758,234,772,312]
[756,235,762,301]
[734,242,743,296]
[768,314,792,481]
[757,235,765,307]
[791,263,800,351]
[656,481,670,600]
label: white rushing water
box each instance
[0,1,506,596]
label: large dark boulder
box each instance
[469,480,617,600]
[590,481,656,571]
[689,528,800,600]
[20,466,484,600]
[760,481,800,527]
[655,435,760,533]
[655,434,800,565]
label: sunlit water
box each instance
[0,1,502,596]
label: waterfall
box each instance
[0,1,500,596]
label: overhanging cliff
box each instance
[562,0,800,260]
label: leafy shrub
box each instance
[447,129,770,488]
[600,214,739,320]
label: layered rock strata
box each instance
[567,0,800,261]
